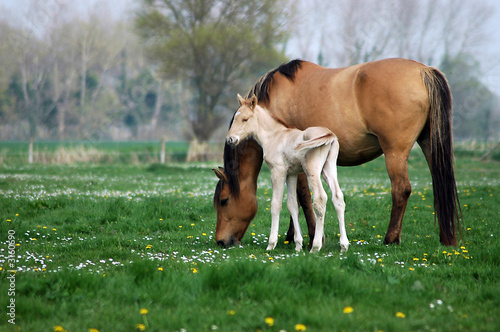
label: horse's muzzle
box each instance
[216,236,239,248]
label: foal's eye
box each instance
[242,118,249,122]
[220,198,229,206]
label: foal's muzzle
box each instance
[226,135,239,145]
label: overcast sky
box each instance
[2,0,500,94]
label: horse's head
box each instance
[226,94,258,146]
[213,166,258,247]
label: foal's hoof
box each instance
[266,242,277,251]
[310,245,322,253]
[340,243,349,253]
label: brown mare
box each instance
[213,58,461,248]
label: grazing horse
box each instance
[213,59,461,248]
[225,94,349,253]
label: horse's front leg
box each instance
[268,170,286,250]
[286,175,303,251]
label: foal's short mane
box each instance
[271,113,295,129]
[214,60,304,206]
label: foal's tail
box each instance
[295,133,337,151]
[421,67,461,246]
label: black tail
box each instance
[421,67,461,246]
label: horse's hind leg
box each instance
[322,141,349,252]
[286,175,303,251]
[382,147,412,245]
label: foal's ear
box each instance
[237,94,245,106]
[249,94,257,111]
[212,167,227,182]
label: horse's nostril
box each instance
[217,240,227,247]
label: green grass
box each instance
[1,149,499,331]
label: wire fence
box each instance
[0,141,225,165]
[0,139,498,165]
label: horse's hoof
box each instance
[340,244,349,253]
[295,244,303,252]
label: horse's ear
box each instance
[212,167,227,182]
[249,94,257,110]
[237,94,245,106]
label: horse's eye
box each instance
[220,198,229,206]
[242,118,249,122]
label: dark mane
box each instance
[246,59,304,104]
[215,60,304,206]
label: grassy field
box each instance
[0,145,499,331]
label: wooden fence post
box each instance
[160,137,166,164]
[29,138,34,164]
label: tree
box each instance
[291,0,493,68]
[440,53,498,140]
[135,0,292,142]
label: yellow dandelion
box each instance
[202,233,207,236]
[343,306,354,314]
[158,267,163,271]
[295,323,307,331]
[140,308,149,315]
[409,267,415,271]
[227,310,235,316]
[413,258,419,261]
[265,317,274,327]
[191,268,198,274]
[251,232,256,236]
[284,240,290,244]
[146,244,152,249]
[135,323,146,331]
[396,312,406,318]
[54,326,66,332]
[88,329,99,332]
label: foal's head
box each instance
[226,94,259,146]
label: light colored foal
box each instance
[226,94,349,253]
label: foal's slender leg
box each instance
[308,170,328,253]
[322,142,349,252]
[286,175,303,251]
[268,169,286,250]
[286,173,317,249]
